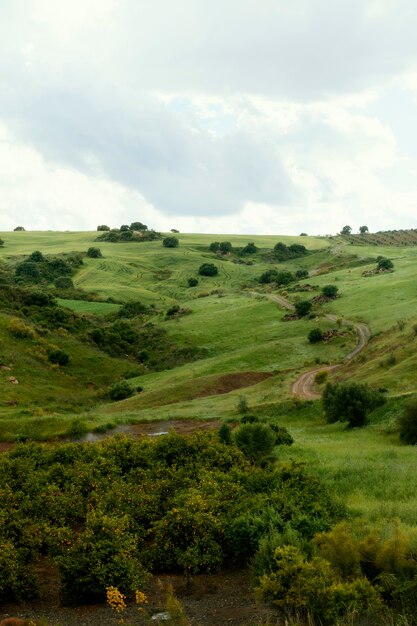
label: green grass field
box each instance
[1,228,417,526]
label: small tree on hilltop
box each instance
[97,225,110,231]
[163,236,179,248]
[14,226,25,231]
[341,225,352,235]
[359,225,369,234]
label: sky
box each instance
[1,0,417,235]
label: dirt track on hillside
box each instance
[254,291,370,400]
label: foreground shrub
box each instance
[234,423,276,464]
[398,398,417,444]
[48,349,70,366]
[57,511,145,604]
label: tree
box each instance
[187,277,198,287]
[48,349,70,366]
[97,225,110,231]
[295,300,312,317]
[130,222,147,231]
[162,236,179,248]
[322,382,384,428]
[198,263,218,276]
[219,241,232,254]
[0,238,4,247]
[14,226,25,231]
[29,250,44,262]
[119,224,130,232]
[108,381,133,401]
[377,257,393,271]
[87,247,102,258]
[322,284,339,299]
[55,276,74,289]
[341,225,352,235]
[209,242,220,253]
[296,269,309,279]
[300,232,308,236]
[241,242,257,254]
[359,225,369,234]
[398,399,417,444]
[170,228,180,233]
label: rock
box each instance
[151,611,171,621]
[7,377,19,385]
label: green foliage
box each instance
[209,241,220,252]
[198,263,218,276]
[187,277,198,287]
[48,349,70,366]
[14,226,25,231]
[359,225,369,234]
[117,300,148,318]
[241,242,258,254]
[234,423,276,464]
[219,241,232,254]
[0,238,4,247]
[274,242,307,261]
[87,246,103,258]
[163,236,179,248]
[54,276,74,289]
[308,328,324,343]
[237,395,249,415]
[341,225,352,235]
[378,257,394,270]
[218,423,232,445]
[97,224,110,231]
[398,399,417,444]
[315,370,328,384]
[108,380,133,401]
[15,261,41,280]
[322,284,339,298]
[57,511,145,604]
[295,268,309,279]
[269,423,293,446]
[7,317,36,339]
[29,250,44,262]
[259,269,294,285]
[295,300,312,317]
[323,382,385,427]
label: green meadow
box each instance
[1,228,417,526]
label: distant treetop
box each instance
[14,226,25,231]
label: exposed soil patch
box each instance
[0,568,277,626]
[194,371,273,398]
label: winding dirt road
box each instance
[254,291,370,400]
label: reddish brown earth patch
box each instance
[194,371,273,398]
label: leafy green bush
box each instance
[7,317,36,339]
[55,276,74,289]
[48,349,70,366]
[108,380,133,401]
[234,423,276,464]
[308,328,324,343]
[187,277,198,287]
[323,382,385,428]
[163,236,179,248]
[322,284,339,298]
[198,263,218,276]
[399,398,417,444]
[295,300,312,317]
[87,247,102,258]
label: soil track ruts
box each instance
[252,291,370,400]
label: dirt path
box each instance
[252,291,370,400]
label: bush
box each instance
[162,236,179,248]
[55,276,74,289]
[14,226,25,231]
[198,263,218,276]
[15,261,40,280]
[187,277,198,287]
[48,349,70,366]
[378,257,394,270]
[108,381,133,401]
[322,382,385,428]
[29,250,44,262]
[399,399,417,444]
[295,300,312,317]
[219,241,232,254]
[295,269,309,279]
[87,247,102,258]
[218,424,232,445]
[241,242,257,254]
[308,328,324,343]
[8,318,36,339]
[25,291,56,307]
[315,370,328,385]
[97,225,110,231]
[322,284,339,298]
[234,423,276,464]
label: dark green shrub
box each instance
[322,284,339,298]
[120,229,133,241]
[219,241,232,254]
[108,381,133,401]
[240,415,259,424]
[295,300,312,317]
[48,349,70,366]
[117,301,147,318]
[14,226,25,231]
[187,277,198,287]
[269,424,293,446]
[399,399,417,444]
[209,241,220,252]
[162,236,179,248]
[55,276,74,289]
[218,423,232,445]
[378,257,394,270]
[323,382,385,427]
[198,263,218,276]
[130,221,147,231]
[15,261,40,280]
[29,250,44,262]
[241,242,257,254]
[308,328,324,343]
[259,269,279,284]
[97,224,110,231]
[295,269,309,279]
[25,291,56,307]
[234,423,276,464]
[87,247,102,258]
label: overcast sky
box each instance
[1,0,417,235]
